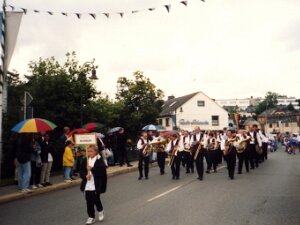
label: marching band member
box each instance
[222,129,238,180]
[137,131,151,180]
[166,133,184,180]
[259,130,269,162]
[206,132,219,174]
[236,130,251,174]
[152,132,167,175]
[248,125,262,169]
[181,130,193,174]
[190,126,205,181]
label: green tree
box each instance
[255,92,279,115]
[287,103,295,111]
[116,71,164,137]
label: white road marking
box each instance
[147,185,182,202]
[147,165,227,203]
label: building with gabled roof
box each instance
[158,91,229,131]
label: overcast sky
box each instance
[5,0,300,100]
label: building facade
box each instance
[158,92,229,131]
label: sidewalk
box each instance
[0,160,156,204]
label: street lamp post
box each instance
[79,60,98,127]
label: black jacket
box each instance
[79,155,107,194]
[40,140,53,163]
[16,136,34,164]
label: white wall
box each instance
[174,92,228,130]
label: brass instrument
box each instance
[184,143,191,153]
[224,137,238,155]
[150,140,168,152]
[168,145,179,167]
[142,143,151,157]
[194,142,202,160]
[236,136,251,153]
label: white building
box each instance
[158,92,229,131]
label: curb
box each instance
[0,164,148,205]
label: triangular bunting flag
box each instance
[33,10,40,13]
[132,10,139,14]
[47,11,53,15]
[103,13,109,19]
[62,12,68,16]
[164,5,171,13]
[118,12,124,18]
[90,14,96,19]
[148,8,155,11]
[21,8,27,14]
[180,1,188,7]
[75,13,81,19]
[8,5,15,11]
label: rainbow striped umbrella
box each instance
[11,118,57,133]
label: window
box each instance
[212,115,219,126]
[197,100,205,107]
[166,118,170,127]
[158,119,162,126]
[180,107,183,112]
[269,123,272,128]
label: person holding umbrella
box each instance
[116,128,132,167]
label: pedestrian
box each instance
[16,134,34,192]
[222,130,237,180]
[29,136,42,189]
[190,126,205,181]
[80,145,107,225]
[39,134,54,187]
[63,140,75,183]
[116,128,132,167]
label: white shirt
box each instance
[137,137,149,150]
[166,138,184,153]
[249,131,262,147]
[85,155,99,191]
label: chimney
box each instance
[168,95,175,101]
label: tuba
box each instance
[224,137,237,155]
[236,136,251,153]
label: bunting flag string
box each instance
[5,0,206,20]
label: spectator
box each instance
[60,126,70,144]
[16,134,34,193]
[29,136,42,189]
[39,134,54,187]
[63,140,75,182]
[116,128,132,167]
[297,133,300,152]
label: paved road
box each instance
[0,148,299,225]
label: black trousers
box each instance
[194,151,204,179]
[237,150,250,173]
[182,151,194,173]
[217,148,223,164]
[225,152,236,179]
[119,149,130,166]
[138,154,150,178]
[170,153,182,179]
[157,152,166,174]
[249,144,259,169]
[85,191,103,218]
[30,161,41,185]
[262,143,268,161]
[207,150,218,171]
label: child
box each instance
[63,141,74,182]
[80,145,107,224]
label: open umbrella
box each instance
[142,124,158,131]
[161,130,178,137]
[108,127,122,134]
[82,122,103,131]
[11,118,57,133]
[68,128,89,137]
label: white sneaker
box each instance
[98,211,104,222]
[64,179,72,183]
[37,184,44,188]
[31,185,38,189]
[25,189,32,193]
[86,217,96,224]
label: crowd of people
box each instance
[12,123,300,224]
